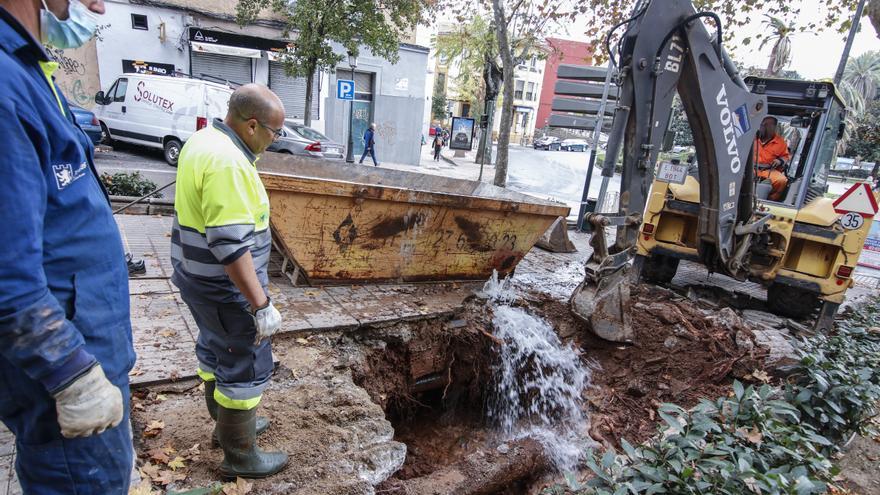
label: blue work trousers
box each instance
[184,298,273,410]
[0,370,133,495]
[359,146,379,166]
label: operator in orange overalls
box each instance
[754,116,791,201]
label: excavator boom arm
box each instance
[571,0,767,342]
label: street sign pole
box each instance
[345,66,356,163]
[834,0,866,85]
[577,61,615,229]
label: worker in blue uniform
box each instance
[0,1,137,493]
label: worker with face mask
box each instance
[0,1,137,493]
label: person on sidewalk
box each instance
[0,1,137,493]
[359,122,379,166]
[172,84,288,480]
[432,134,443,161]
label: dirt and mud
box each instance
[129,280,777,494]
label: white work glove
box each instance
[252,298,282,345]
[53,364,124,438]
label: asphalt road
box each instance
[504,146,621,216]
[94,144,178,200]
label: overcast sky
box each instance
[545,0,879,79]
[419,1,878,79]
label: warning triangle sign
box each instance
[833,182,879,216]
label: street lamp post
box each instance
[345,53,358,163]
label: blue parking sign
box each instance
[337,79,355,100]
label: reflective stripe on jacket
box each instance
[171,119,271,304]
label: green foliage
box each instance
[99,171,162,198]
[561,299,880,494]
[432,94,448,121]
[845,100,880,162]
[575,0,866,64]
[668,96,694,147]
[433,15,498,121]
[236,0,425,124]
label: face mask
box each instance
[40,0,98,49]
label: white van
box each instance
[93,74,233,165]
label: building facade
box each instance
[534,37,593,135]
[492,53,547,145]
[55,0,428,165]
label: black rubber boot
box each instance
[216,406,288,480]
[205,381,269,448]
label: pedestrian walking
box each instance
[172,84,288,479]
[0,1,137,493]
[432,134,443,161]
[359,122,379,166]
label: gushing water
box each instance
[482,271,593,473]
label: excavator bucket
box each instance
[570,265,634,342]
[535,216,577,253]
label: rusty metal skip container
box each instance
[258,153,570,284]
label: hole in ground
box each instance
[349,314,547,494]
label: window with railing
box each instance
[514,79,524,100]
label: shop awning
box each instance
[191,41,261,59]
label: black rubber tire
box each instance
[100,122,113,146]
[641,253,679,284]
[767,283,820,319]
[164,138,182,167]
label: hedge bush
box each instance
[555,298,880,494]
[100,171,162,198]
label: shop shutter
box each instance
[269,62,319,120]
[353,71,373,100]
[191,52,252,86]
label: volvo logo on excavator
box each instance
[715,84,750,175]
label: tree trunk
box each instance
[303,66,315,126]
[492,0,514,188]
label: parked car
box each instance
[92,73,233,166]
[69,104,102,146]
[533,136,561,150]
[560,138,589,152]
[267,120,344,160]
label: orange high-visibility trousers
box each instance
[756,168,788,201]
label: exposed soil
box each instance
[129,280,774,494]
[521,283,768,447]
[131,331,404,495]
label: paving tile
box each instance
[391,282,479,318]
[130,292,195,345]
[0,425,12,458]
[131,340,197,388]
[0,454,13,495]
[128,278,174,296]
[271,285,358,332]
[116,215,174,279]
[324,286,403,325]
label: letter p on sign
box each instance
[337,80,355,100]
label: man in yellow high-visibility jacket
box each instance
[171,84,287,480]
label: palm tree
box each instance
[843,51,880,102]
[837,51,880,152]
[761,15,795,77]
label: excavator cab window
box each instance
[802,98,844,205]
